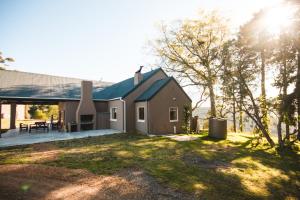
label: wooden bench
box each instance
[29,122,49,133]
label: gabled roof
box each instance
[0,67,188,103]
[0,69,111,100]
[93,68,162,100]
[135,77,172,102]
[135,77,192,102]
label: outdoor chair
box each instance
[19,123,28,132]
[51,122,59,130]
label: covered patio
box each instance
[0,129,121,148]
[0,70,113,141]
[0,98,60,130]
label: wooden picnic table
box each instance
[29,121,49,133]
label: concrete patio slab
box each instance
[0,129,122,148]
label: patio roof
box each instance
[0,69,112,102]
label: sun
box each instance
[262,4,295,36]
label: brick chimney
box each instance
[76,81,96,131]
[134,66,144,86]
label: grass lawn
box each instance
[0,132,299,199]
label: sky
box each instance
[0,0,282,103]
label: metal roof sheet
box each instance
[135,77,172,102]
[92,68,162,100]
[0,70,111,100]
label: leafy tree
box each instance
[238,10,273,135]
[272,31,297,147]
[234,39,275,147]
[151,3,300,148]
[219,40,239,132]
[153,11,228,117]
[28,105,58,120]
[281,1,300,141]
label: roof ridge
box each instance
[2,69,110,84]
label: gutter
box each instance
[120,98,126,132]
[147,101,149,135]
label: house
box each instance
[0,67,191,134]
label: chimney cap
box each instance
[135,66,144,73]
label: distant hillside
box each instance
[193,107,210,119]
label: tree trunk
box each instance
[277,110,284,148]
[279,51,290,140]
[239,109,243,132]
[297,48,300,140]
[232,100,237,132]
[238,84,244,132]
[243,108,275,147]
[209,85,216,117]
[256,119,275,147]
[260,49,269,133]
[262,124,275,147]
[281,69,290,140]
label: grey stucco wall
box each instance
[125,69,167,132]
[59,101,79,129]
[94,101,109,129]
[148,80,191,135]
[135,101,148,134]
[94,101,108,112]
[109,100,124,131]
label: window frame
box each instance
[110,107,117,121]
[169,107,178,122]
[137,106,145,122]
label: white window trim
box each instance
[110,107,117,121]
[169,107,178,122]
[137,106,145,122]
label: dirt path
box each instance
[0,164,194,200]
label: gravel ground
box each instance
[0,164,195,200]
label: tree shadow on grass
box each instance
[47,133,300,199]
[168,134,300,199]
[1,133,299,199]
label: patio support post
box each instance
[0,100,2,137]
[10,103,16,129]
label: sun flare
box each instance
[262,4,295,36]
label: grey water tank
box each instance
[209,118,227,139]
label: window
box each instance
[137,107,145,122]
[169,107,178,122]
[110,107,117,121]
